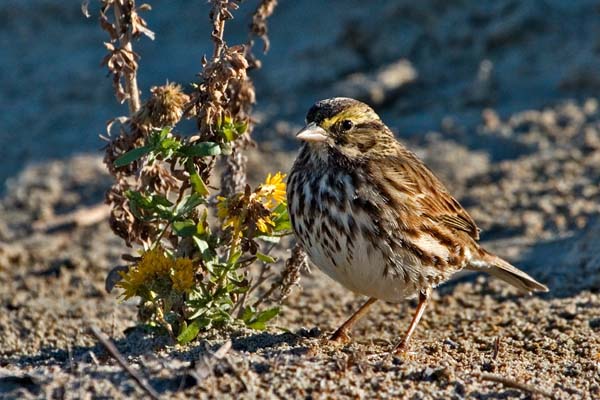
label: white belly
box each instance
[310,248,418,302]
[296,200,431,302]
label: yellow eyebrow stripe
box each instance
[320,116,338,130]
[320,109,364,129]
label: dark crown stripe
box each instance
[306,98,361,124]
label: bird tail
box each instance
[467,250,549,294]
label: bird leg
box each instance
[391,290,430,353]
[329,297,378,344]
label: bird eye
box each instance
[341,119,354,131]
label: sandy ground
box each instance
[1,98,600,398]
[2,0,600,399]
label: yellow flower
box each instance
[216,194,244,235]
[257,172,286,209]
[216,196,229,220]
[139,247,171,276]
[117,248,169,299]
[171,258,195,293]
[216,172,286,238]
[255,215,275,233]
[117,269,147,300]
[116,248,196,299]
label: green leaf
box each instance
[174,193,204,217]
[219,126,236,142]
[256,235,281,244]
[217,117,247,142]
[256,252,277,263]
[235,121,248,135]
[248,321,268,331]
[179,142,221,157]
[193,237,209,253]
[216,296,234,311]
[173,220,196,237]
[160,137,181,151]
[244,307,280,330]
[271,203,287,215]
[187,305,209,320]
[255,307,280,323]
[148,127,171,146]
[273,208,291,232]
[193,236,217,262]
[241,306,256,323]
[190,173,209,196]
[227,251,242,266]
[158,126,171,138]
[152,195,174,208]
[125,190,174,221]
[114,146,151,167]
[176,318,208,344]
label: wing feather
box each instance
[370,144,480,240]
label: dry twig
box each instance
[253,243,308,308]
[492,336,501,360]
[89,326,160,400]
[112,1,141,113]
[474,372,555,399]
[100,0,154,113]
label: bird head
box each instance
[296,98,393,158]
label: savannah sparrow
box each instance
[287,97,548,352]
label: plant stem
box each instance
[211,0,227,59]
[152,220,172,250]
[155,300,175,341]
[113,0,141,114]
[213,17,225,58]
[227,232,240,264]
[252,279,279,309]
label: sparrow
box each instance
[286,97,548,352]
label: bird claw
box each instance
[329,329,351,345]
[391,340,408,355]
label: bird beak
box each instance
[296,122,328,142]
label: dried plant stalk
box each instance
[112,2,141,113]
[220,143,250,197]
[250,0,278,52]
[278,244,309,300]
[189,1,257,197]
[97,0,306,343]
[253,244,309,308]
[100,0,153,113]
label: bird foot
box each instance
[329,329,351,345]
[390,340,409,355]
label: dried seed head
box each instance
[133,83,190,128]
[139,163,179,194]
[106,179,152,246]
[279,244,309,301]
[103,123,145,177]
[189,45,255,141]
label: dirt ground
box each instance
[2,0,600,399]
[1,99,600,398]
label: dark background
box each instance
[2,0,599,187]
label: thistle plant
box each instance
[96,0,305,344]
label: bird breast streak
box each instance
[289,168,424,301]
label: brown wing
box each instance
[370,143,480,241]
[418,190,480,240]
